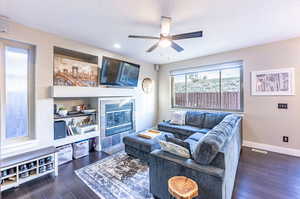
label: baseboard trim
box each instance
[243,140,300,157]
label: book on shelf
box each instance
[67,125,74,136]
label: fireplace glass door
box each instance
[105,102,133,136]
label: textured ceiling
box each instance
[1,0,300,64]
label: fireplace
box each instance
[105,102,133,136]
[99,97,136,151]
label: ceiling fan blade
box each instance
[146,42,159,53]
[171,41,184,52]
[128,35,160,40]
[161,16,172,36]
[172,31,203,40]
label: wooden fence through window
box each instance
[174,92,240,110]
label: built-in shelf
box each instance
[54,131,99,147]
[1,174,17,180]
[54,112,96,120]
[18,170,54,184]
[39,162,53,167]
[19,167,37,174]
[1,180,17,190]
[1,148,57,192]
[50,86,136,98]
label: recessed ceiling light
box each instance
[114,44,121,49]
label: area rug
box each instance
[75,152,153,199]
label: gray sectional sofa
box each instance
[150,111,242,199]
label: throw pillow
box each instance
[159,140,191,159]
[165,135,193,159]
[170,111,186,125]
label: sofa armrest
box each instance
[150,149,225,179]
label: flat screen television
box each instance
[100,57,140,87]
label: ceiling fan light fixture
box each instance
[128,15,202,53]
[159,38,171,48]
[160,16,171,36]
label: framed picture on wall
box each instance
[251,68,295,96]
[54,54,99,87]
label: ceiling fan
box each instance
[128,16,203,53]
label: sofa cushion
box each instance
[184,138,199,154]
[193,114,238,165]
[158,122,203,138]
[213,114,240,136]
[203,112,230,129]
[188,132,206,141]
[185,111,206,128]
[198,128,211,134]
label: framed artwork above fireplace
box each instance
[53,47,99,87]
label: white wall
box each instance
[0,21,158,157]
[159,37,300,151]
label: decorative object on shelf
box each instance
[251,68,295,96]
[142,77,153,94]
[81,109,96,114]
[75,105,81,112]
[54,54,98,87]
[58,107,68,116]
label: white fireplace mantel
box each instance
[50,86,137,98]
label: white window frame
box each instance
[0,39,36,146]
[170,61,244,112]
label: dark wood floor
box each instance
[2,147,300,199]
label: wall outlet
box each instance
[283,136,289,143]
[278,103,288,109]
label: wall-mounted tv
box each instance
[100,57,140,87]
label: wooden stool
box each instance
[168,176,199,199]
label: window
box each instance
[0,39,35,144]
[171,61,243,111]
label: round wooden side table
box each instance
[168,176,199,199]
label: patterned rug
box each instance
[75,152,153,199]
